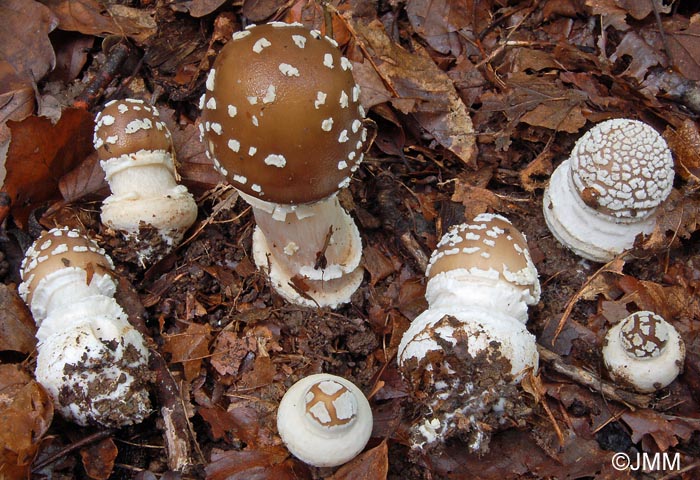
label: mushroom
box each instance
[19,227,151,427]
[199,22,367,308]
[543,118,675,262]
[397,214,539,453]
[276,373,373,467]
[602,311,685,393]
[94,98,198,264]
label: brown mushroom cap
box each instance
[200,23,366,204]
[426,213,538,295]
[20,227,114,306]
[94,99,172,160]
[569,118,674,219]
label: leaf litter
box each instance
[0,0,699,479]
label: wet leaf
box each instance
[80,437,118,480]
[0,283,36,354]
[2,108,94,227]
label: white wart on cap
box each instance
[425,213,540,322]
[543,118,675,262]
[602,311,685,393]
[277,373,373,467]
[200,22,367,205]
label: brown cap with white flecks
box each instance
[93,99,172,160]
[19,227,114,306]
[199,22,367,204]
[569,118,674,219]
[426,213,539,297]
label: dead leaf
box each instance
[622,410,699,451]
[162,322,212,382]
[1,108,94,227]
[205,446,306,480]
[664,119,700,182]
[42,0,156,44]
[353,20,476,167]
[57,151,108,204]
[520,149,554,192]
[171,0,228,18]
[0,365,54,478]
[328,440,388,480]
[451,181,503,220]
[80,437,118,480]
[609,30,665,82]
[406,0,471,55]
[0,283,37,354]
[362,245,396,286]
[664,15,700,81]
[210,331,257,377]
[172,120,225,194]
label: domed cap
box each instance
[426,213,540,302]
[94,98,172,160]
[569,118,674,220]
[602,311,685,393]
[199,22,367,204]
[19,227,115,307]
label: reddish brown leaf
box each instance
[664,119,700,182]
[622,410,700,451]
[2,108,94,227]
[451,181,503,221]
[173,0,228,18]
[0,365,54,478]
[205,446,305,480]
[406,0,472,55]
[0,283,36,354]
[610,30,665,82]
[664,16,700,81]
[80,437,118,480]
[328,440,388,480]
[362,245,397,286]
[57,151,108,203]
[162,322,212,382]
[210,331,257,377]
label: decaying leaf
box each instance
[328,440,388,480]
[205,446,305,480]
[162,322,212,382]
[622,410,700,451]
[0,283,36,354]
[352,20,476,167]
[80,437,118,480]
[664,119,700,182]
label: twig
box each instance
[73,42,132,110]
[537,344,653,409]
[32,429,114,472]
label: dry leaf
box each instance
[205,446,303,480]
[664,119,700,182]
[451,181,503,220]
[328,441,388,480]
[80,437,118,480]
[0,283,36,354]
[2,108,94,227]
[162,322,212,382]
[622,410,699,451]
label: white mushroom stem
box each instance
[543,160,656,262]
[101,150,198,248]
[240,191,363,308]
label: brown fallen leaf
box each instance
[162,322,212,382]
[622,410,700,451]
[0,283,36,354]
[1,108,94,227]
[205,446,308,480]
[328,440,388,480]
[0,364,54,479]
[451,180,503,221]
[664,119,700,182]
[80,437,118,480]
[352,19,476,167]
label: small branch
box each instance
[537,345,653,409]
[32,429,114,473]
[73,42,132,110]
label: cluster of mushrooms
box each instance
[15,20,689,471]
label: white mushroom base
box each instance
[245,193,364,308]
[397,307,538,453]
[543,159,656,262]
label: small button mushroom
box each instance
[276,373,373,467]
[425,213,540,322]
[200,22,368,308]
[397,214,539,453]
[94,98,198,264]
[19,227,151,427]
[602,311,685,393]
[543,118,675,262]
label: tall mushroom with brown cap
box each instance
[543,118,675,262]
[199,22,367,308]
[94,98,198,264]
[19,227,151,427]
[602,311,685,393]
[397,214,539,453]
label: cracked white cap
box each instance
[569,118,674,220]
[277,373,373,467]
[424,213,540,322]
[200,23,366,204]
[602,311,685,393]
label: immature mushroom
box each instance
[276,373,373,467]
[199,22,367,308]
[19,227,151,427]
[94,98,198,264]
[397,214,539,453]
[602,311,685,393]
[543,118,675,262]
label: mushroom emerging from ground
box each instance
[276,373,373,467]
[602,311,685,393]
[199,22,367,308]
[19,227,151,427]
[398,213,539,453]
[94,98,198,264]
[543,118,674,262]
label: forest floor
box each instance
[1,0,700,479]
